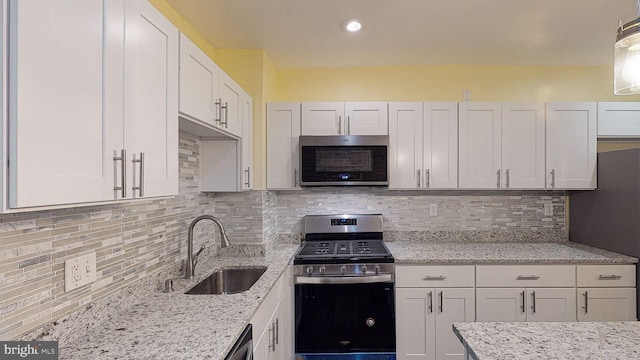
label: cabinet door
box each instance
[458,102,502,189]
[501,103,545,189]
[424,102,458,189]
[345,102,388,135]
[219,72,243,137]
[396,288,435,360]
[178,33,219,127]
[267,103,301,189]
[526,288,576,322]
[597,102,640,138]
[476,288,527,322]
[301,102,344,135]
[241,91,253,190]
[123,0,179,198]
[389,102,423,189]
[8,0,120,208]
[435,288,475,360]
[546,102,597,189]
[578,288,637,321]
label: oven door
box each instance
[294,277,395,360]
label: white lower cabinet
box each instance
[577,265,637,321]
[252,266,293,360]
[396,266,475,360]
[475,265,576,322]
[476,288,576,322]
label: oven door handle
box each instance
[294,274,394,284]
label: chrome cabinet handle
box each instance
[417,170,421,188]
[132,153,144,197]
[113,149,127,198]
[214,98,222,124]
[244,167,251,187]
[422,275,447,281]
[426,169,430,188]
[550,169,556,188]
[521,291,526,313]
[338,116,342,135]
[505,169,510,188]
[583,291,589,313]
[275,318,279,345]
[439,291,444,313]
[531,291,536,313]
[294,168,298,187]
[517,275,540,280]
[598,274,623,280]
[428,291,433,313]
[347,115,351,135]
[221,102,229,127]
[496,169,501,188]
[268,323,275,351]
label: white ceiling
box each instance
[166,0,638,69]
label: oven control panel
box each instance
[294,263,394,277]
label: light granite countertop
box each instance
[387,241,638,264]
[453,321,640,360]
[59,244,300,360]
[56,241,636,360]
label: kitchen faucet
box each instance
[185,215,230,279]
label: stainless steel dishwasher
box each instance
[225,324,253,360]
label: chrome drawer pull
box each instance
[598,274,622,280]
[422,275,447,280]
[113,149,127,198]
[516,275,540,280]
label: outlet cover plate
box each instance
[64,253,97,292]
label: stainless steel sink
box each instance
[185,266,267,295]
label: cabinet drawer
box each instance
[395,265,475,287]
[476,265,575,287]
[577,265,636,287]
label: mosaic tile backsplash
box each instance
[0,132,567,341]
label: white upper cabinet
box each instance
[178,34,241,137]
[424,103,459,189]
[8,0,117,208]
[597,102,640,138]
[459,102,545,190]
[501,103,546,189]
[267,103,301,189]
[241,91,253,190]
[301,102,388,135]
[123,0,178,198]
[389,102,457,189]
[458,102,502,189]
[178,32,220,128]
[546,102,597,190]
[7,0,178,208]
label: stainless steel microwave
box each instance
[299,135,389,186]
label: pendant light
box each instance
[615,0,640,94]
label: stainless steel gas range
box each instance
[293,214,396,360]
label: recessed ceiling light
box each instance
[341,19,362,32]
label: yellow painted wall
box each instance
[275,64,640,102]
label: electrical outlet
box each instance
[544,203,553,216]
[65,253,97,292]
[429,203,438,217]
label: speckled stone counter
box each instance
[453,321,640,360]
[58,244,299,360]
[387,241,638,264]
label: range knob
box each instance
[319,266,326,274]
[306,266,313,275]
[362,265,368,274]
[340,265,347,274]
[374,265,381,274]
